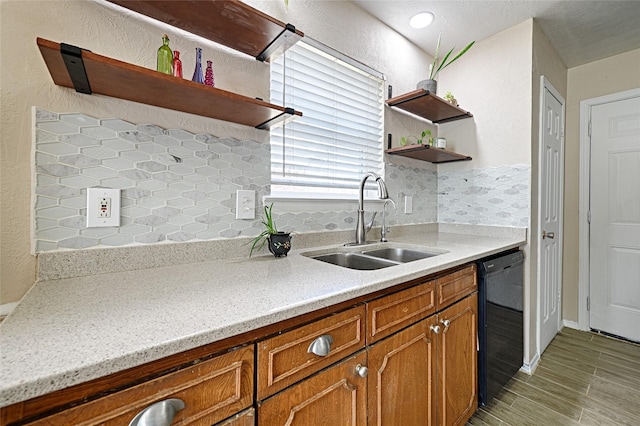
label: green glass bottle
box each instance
[157,34,173,75]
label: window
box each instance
[270,38,385,199]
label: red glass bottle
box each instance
[172,50,183,78]
[204,60,215,87]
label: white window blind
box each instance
[270,40,385,198]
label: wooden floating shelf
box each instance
[385,144,472,164]
[386,89,473,124]
[107,0,304,62]
[37,37,301,129]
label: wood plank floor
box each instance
[468,328,640,425]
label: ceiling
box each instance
[351,0,640,68]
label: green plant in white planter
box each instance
[417,34,475,94]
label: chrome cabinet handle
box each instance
[440,319,451,334]
[542,231,555,239]
[308,334,334,356]
[355,364,368,378]
[129,398,185,426]
[430,325,441,334]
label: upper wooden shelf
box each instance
[386,89,473,124]
[385,144,471,164]
[107,0,303,62]
[37,38,301,129]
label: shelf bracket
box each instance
[256,107,297,130]
[256,24,302,62]
[60,43,92,95]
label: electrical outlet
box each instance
[87,188,120,227]
[236,190,256,219]
[99,197,111,218]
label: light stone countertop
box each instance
[0,225,526,407]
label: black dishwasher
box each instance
[477,250,524,406]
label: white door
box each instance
[590,95,640,342]
[538,79,564,354]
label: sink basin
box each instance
[312,253,398,270]
[362,248,438,263]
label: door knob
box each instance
[440,319,451,334]
[129,398,185,426]
[430,325,441,334]
[542,231,555,239]
[308,334,333,356]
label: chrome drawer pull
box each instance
[129,398,185,426]
[308,334,334,356]
[355,364,368,378]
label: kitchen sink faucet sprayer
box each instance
[355,172,389,245]
[380,198,397,242]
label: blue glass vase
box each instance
[191,47,204,84]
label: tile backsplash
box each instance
[437,164,530,227]
[33,108,442,252]
[33,108,528,252]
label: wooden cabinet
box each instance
[4,263,478,426]
[436,294,478,426]
[367,316,438,426]
[257,265,478,426]
[22,345,254,426]
[258,352,368,426]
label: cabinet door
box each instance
[258,351,367,426]
[367,316,438,426]
[437,294,478,426]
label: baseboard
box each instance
[520,352,540,375]
[562,320,581,330]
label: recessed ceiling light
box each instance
[409,12,435,29]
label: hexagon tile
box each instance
[33,108,527,253]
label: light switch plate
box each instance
[404,195,413,214]
[87,188,121,227]
[236,190,256,219]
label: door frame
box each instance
[536,76,565,353]
[578,87,640,331]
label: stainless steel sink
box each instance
[308,245,446,270]
[362,248,438,263]
[312,253,398,270]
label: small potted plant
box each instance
[444,91,458,106]
[417,34,475,95]
[400,129,433,147]
[249,203,291,257]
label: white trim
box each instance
[520,352,540,375]
[562,320,580,330]
[536,76,566,355]
[263,196,386,213]
[578,88,640,332]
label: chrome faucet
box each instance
[380,198,396,242]
[355,172,389,245]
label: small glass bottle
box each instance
[204,60,215,87]
[191,47,204,84]
[156,34,173,75]
[172,50,182,78]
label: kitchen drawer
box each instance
[24,345,254,426]
[256,305,366,400]
[436,264,477,310]
[367,279,436,344]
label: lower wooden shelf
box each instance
[385,144,472,163]
[36,37,301,129]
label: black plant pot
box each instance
[268,232,291,257]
